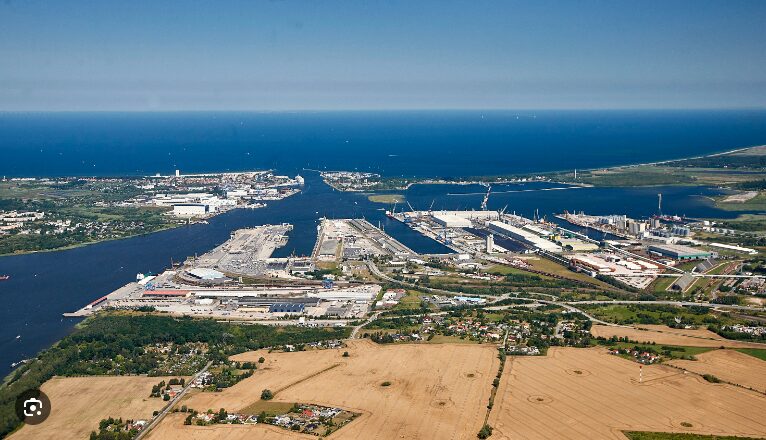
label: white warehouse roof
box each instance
[188,268,226,280]
[488,221,562,253]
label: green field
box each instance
[367,194,405,204]
[582,304,723,327]
[715,192,766,211]
[735,348,766,361]
[426,334,479,344]
[650,276,678,293]
[392,290,425,311]
[239,400,296,416]
[603,341,714,360]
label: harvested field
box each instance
[147,339,499,440]
[489,347,766,440]
[668,349,766,393]
[10,376,174,440]
[591,324,766,349]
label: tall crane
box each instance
[481,185,491,211]
[657,193,662,216]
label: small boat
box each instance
[0,275,9,281]
[15,335,21,339]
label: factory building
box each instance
[432,213,472,228]
[269,303,306,314]
[187,268,226,280]
[173,203,209,217]
[558,238,599,252]
[522,224,553,238]
[570,256,613,273]
[628,221,647,236]
[648,244,711,260]
[487,221,562,253]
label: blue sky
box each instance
[1,0,765,110]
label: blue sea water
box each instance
[1,110,766,378]
[2,110,766,178]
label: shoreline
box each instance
[2,144,765,258]
[321,144,766,193]
[0,223,183,259]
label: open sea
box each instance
[1,109,766,377]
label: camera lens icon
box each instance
[15,389,51,425]
[23,398,43,417]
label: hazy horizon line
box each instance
[1,106,765,114]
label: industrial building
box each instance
[268,303,306,314]
[173,203,209,217]
[187,268,226,280]
[570,255,613,273]
[648,244,712,260]
[431,211,499,228]
[432,213,473,228]
[558,238,599,252]
[487,221,562,253]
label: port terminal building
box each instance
[487,221,562,253]
[648,244,712,260]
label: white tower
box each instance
[175,169,180,177]
[486,234,494,253]
[658,193,662,215]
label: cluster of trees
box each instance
[365,332,397,344]
[669,155,766,169]
[709,324,766,341]
[88,417,137,440]
[0,314,349,438]
[209,365,254,390]
[150,378,185,397]
[595,274,641,293]
[711,295,741,305]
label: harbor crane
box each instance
[407,201,416,212]
[658,193,662,216]
[481,185,492,211]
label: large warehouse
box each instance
[487,221,562,253]
[432,213,472,228]
[173,203,209,217]
[431,210,499,228]
[648,244,712,260]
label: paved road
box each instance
[351,311,382,338]
[365,260,463,297]
[566,299,765,312]
[136,360,214,440]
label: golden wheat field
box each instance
[488,347,766,440]
[10,376,175,440]
[591,324,766,348]
[668,349,766,393]
[147,339,499,440]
